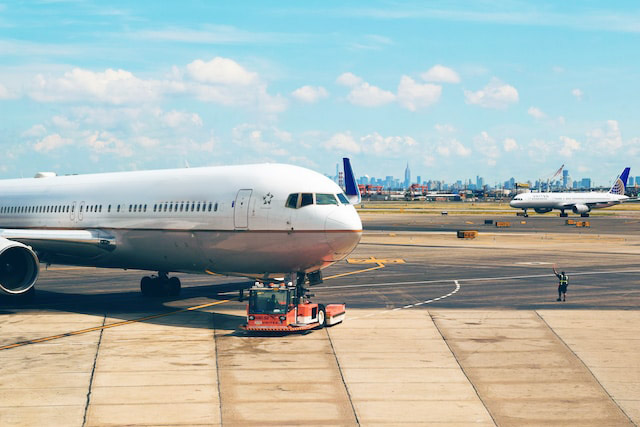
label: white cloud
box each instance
[135,136,161,148]
[324,132,361,153]
[29,68,168,104]
[51,115,78,130]
[291,85,329,103]
[434,123,456,133]
[86,131,133,157]
[347,81,395,107]
[336,72,363,87]
[503,137,518,152]
[559,136,580,157]
[158,110,203,128]
[0,82,14,99]
[397,76,441,111]
[22,124,47,138]
[360,132,416,155]
[527,106,546,120]
[464,78,519,109]
[421,65,460,83]
[193,82,287,113]
[587,120,622,150]
[186,57,257,85]
[437,138,471,157]
[572,88,583,100]
[474,131,500,161]
[231,123,292,156]
[34,133,72,152]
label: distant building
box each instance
[562,170,570,188]
[629,176,635,187]
[404,163,411,189]
[580,178,591,189]
[416,175,421,185]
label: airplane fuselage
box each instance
[510,191,628,212]
[0,164,362,280]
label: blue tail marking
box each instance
[609,167,630,195]
[343,157,361,204]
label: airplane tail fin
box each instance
[609,167,631,195]
[343,157,361,204]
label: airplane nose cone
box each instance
[325,207,362,256]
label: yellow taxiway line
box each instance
[0,260,388,351]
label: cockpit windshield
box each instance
[285,192,350,208]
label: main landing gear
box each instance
[559,210,568,217]
[140,272,181,297]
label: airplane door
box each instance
[234,189,252,229]
[79,201,85,221]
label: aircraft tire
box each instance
[168,277,181,297]
[140,276,153,296]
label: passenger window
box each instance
[197,202,201,211]
[144,204,147,212]
[214,202,218,212]
[285,193,298,209]
[117,205,120,212]
[300,193,313,207]
[108,205,111,213]
[191,202,195,211]
[129,205,132,212]
[337,193,349,204]
[316,193,338,205]
[180,202,184,212]
[208,202,212,212]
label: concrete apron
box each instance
[1,308,638,426]
[431,310,634,426]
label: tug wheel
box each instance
[317,305,326,328]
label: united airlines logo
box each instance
[610,178,624,195]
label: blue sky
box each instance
[1,1,639,186]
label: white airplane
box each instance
[0,158,362,300]
[510,167,630,217]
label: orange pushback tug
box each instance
[241,280,346,332]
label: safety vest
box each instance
[559,274,568,286]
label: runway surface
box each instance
[2,216,640,425]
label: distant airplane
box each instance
[510,167,630,217]
[0,158,362,300]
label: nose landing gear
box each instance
[140,272,181,297]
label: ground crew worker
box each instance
[553,265,568,302]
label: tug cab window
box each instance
[300,193,313,207]
[316,193,338,205]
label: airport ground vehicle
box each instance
[242,280,346,332]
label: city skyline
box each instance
[0,2,639,184]
[346,162,636,191]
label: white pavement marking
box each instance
[316,268,640,291]
[350,280,461,321]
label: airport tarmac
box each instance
[1,215,640,426]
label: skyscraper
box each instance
[404,162,411,188]
[562,170,569,188]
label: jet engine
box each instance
[534,207,553,214]
[572,204,590,214]
[0,237,40,295]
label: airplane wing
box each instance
[0,229,116,257]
